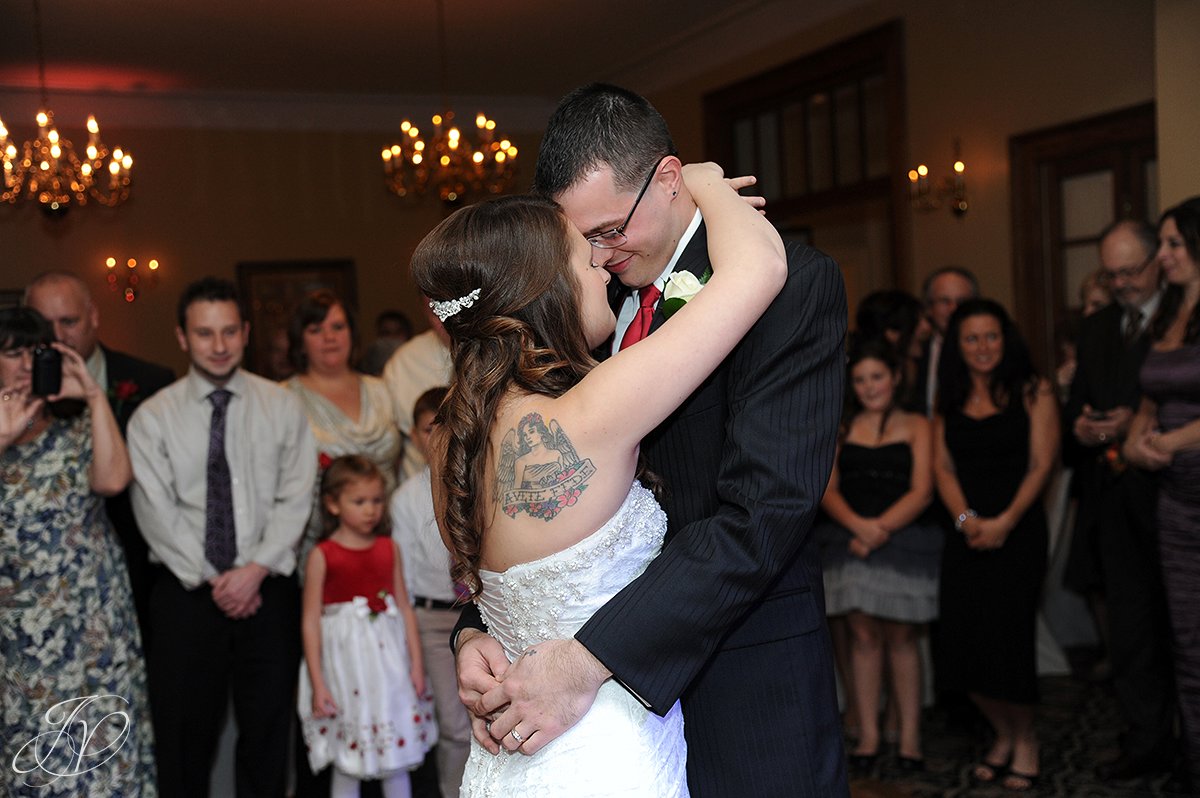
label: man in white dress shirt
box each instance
[128,277,316,797]
[382,303,451,482]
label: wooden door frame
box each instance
[702,20,910,289]
[1010,102,1155,372]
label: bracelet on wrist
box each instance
[955,509,978,531]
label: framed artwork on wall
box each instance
[235,259,357,379]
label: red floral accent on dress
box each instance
[318,452,334,470]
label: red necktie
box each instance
[619,284,662,351]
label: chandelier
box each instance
[381,0,517,204]
[0,0,133,215]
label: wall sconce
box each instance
[104,256,161,302]
[908,139,968,216]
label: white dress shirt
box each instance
[611,209,704,357]
[128,368,317,588]
[382,330,452,481]
[390,467,457,602]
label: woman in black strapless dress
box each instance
[932,299,1059,791]
[1124,196,1200,789]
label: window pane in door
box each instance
[756,111,782,200]
[781,101,806,196]
[1063,243,1100,310]
[733,117,755,182]
[834,83,861,186]
[1061,170,1114,240]
[807,92,833,193]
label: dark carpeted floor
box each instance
[848,674,1190,797]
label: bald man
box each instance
[25,271,174,640]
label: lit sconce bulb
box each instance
[381,149,391,161]
[0,119,7,138]
[916,164,928,177]
[109,161,120,175]
[148,259,159,271]
[472,152,484,164]
[127,258,137,268]
[507,146,518,158]
[87,116,99,134]
[485,120,496,131]
[476,114,487,128]
[48,129,60,144]
[495,152,506,163]
[121,153,132,168]
[106,257,117,268]
[40,161,50,171]
[112,148,124,160]
[414,141,425,152]
[412,153,422,164]
[408,127,419,138]
[36,111,49,126]
[5,144,15,159]
[448,139,458,150]
[499,140,510,150]
[124,288,135,303]
[954,160,965,174]
[908,169,918,182]
[448,128,460,140]
[86,144,98,160]
[81,163,92,176]
[440,155,451,166]
[49,144,61,159]
[390,145,401,156]
[401,120,411,132]
[432,114,443,125]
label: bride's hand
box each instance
[725,174,767,214]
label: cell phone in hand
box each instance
[31,346,62,397]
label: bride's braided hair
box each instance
[411,195,597,596]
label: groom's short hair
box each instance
[533,83,676,198]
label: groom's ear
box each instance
[656,156,683,198]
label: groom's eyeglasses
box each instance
[586,155,672,250]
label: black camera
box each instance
[31,346,63,397]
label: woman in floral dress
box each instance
[0,307,156,796]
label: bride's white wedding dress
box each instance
[460,482,688,797]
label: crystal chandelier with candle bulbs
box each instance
[381,0,517,204]
[0,0,133,215]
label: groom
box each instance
[456,84,848,796]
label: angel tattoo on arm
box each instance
[496,413,596,521]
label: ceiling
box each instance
[0,0,867,105]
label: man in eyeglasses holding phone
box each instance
[1064,219,1177,781]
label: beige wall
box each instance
[1,125,540,372]
[652,0,1155,309]
[3,0,1160,369]
[1156,0,1200,210]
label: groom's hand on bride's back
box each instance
[456,629,510,753]
[480,639,611,755]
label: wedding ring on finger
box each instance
[510,729,524,744]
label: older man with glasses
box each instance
[1063,218,1178,781]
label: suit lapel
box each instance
[648,221,709,337]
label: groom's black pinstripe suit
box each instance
[577,222,849,797]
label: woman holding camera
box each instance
[0,306,156,796]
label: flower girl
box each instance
[298,455,436,797]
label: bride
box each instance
[414,162,785,796]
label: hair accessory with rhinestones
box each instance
[429,288,482,322]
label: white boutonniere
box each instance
[661,267,712,319]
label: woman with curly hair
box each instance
[413,163,785,796]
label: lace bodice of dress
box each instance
[476,482,666,660]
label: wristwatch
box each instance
[955,509,979,531]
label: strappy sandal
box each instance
[1003,769,1040,792]
[970,757,1009,784]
